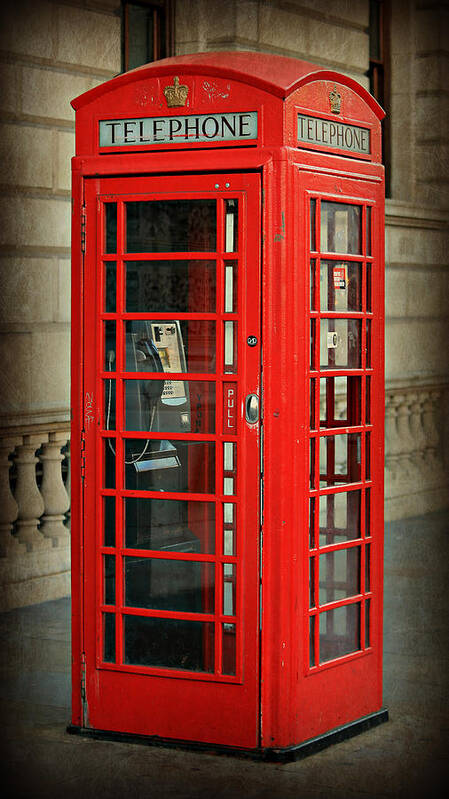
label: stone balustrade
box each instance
[0,424,71,611]
[0,385,447,610]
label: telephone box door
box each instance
[81,173,261,748]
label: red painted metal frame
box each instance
[71,52,385,753]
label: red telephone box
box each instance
[70,52,387,758]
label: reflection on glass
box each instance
[223,477,234,495]
[125,497,215,553]
[103,438,115,488]
[319,603,360,663]
[126,200,216,253]
[124,439,215,494]
[310,319,317,369]
[366,432,371,480]
[104,320,116,370]
[124,380,215,434]
[124,615,214,672]
[365,543,371,592]
[105,203,117,254]
[103,613,115,663]
[310,438,316,489]
[366,263,372,312]
[366,319,372,368]
[223,563,236,616]
[320,319,362,369]
[319,547,360,604]
[125,259,216,313]
[124,556,214,613]
[224,261,237,312]
[105,261,116,312]
[103,496,115,547]
[222,623,236,675]
[319,433,362,487]
[310,378,316,429]
[320,376,361,427]
[319,490,361,546]
[104,378,116,431]
[366,376,371,424]
[104,555,115,605]
[366,489,371,537]
[125,319,216,374]
[320,202,362,254]
[320,261,362,311]
[225,199,238,252]
[224,442,235,471]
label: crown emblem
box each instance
[163,76,189,107]
[329,85,341,114]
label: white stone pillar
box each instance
[14,434,50,551]
[0,436,25,557]
[39,431,71,545]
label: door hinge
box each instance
[80,430,86,480]
[80,651,88,725]
[81,206,87,253]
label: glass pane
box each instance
[125,259,216,313]
[366,206,372,256]
[223,563,236,616]
[366,319,372,368]
[223,503,236,556]
[103,438,115,488]
[105,261,116,312]
[366,263,372,312]
[319,547,360,604]
[310,259,317,310]
[127,5,153,70]
[320,376,361,427]
[224,321,237,373]
[319,491,361,546]
[319,433,362,487]
[222,623,236,675]
[224,261,237,312]
[366,432,371,480]
[320,319,362,369]
[124,380,215,434]
[320,202,362,254]
[126,200,216,253]
[105,203,117,254]
[320,261,362,311]
[103,496,116,547]
[366,376,371,424]
[104,555,115,605]
[125,498,215,553]
[310,319,317,369]
[124,557,214,613]
[104,321,116,370]
[319,603,360,663]
[310,438,316,489]
[365,598,371,647]
[310,378,316,429]
[124,439,215,494]
[225,199,238,252]
[366,489,371,537]
[309,615,316,667]
[309,498,316,549]
[103,613,115,663]
[365,543,371,592]
[309,557,315,607]
[310,199,316,251]
[125,320,216,374]
[124,616,214,672]
[104,378,116,431]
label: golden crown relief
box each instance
[163,76,189,107]
[329,85,342,114]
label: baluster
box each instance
[395,393,416,477]
[385,393,402,480]
[0,436,25,557]
[14,434,50,551]
[422,390,441,467]
[39,432,71,546]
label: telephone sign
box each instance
[70,51,386,759]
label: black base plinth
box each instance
[67,708,388,762]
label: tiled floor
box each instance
[1,512,448,799]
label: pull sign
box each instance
[223,383,237,434]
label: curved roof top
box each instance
[72,51,384,119]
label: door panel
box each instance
[82,173,261,747]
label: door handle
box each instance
[245,394,259,424]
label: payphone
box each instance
[70,51,386,758]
